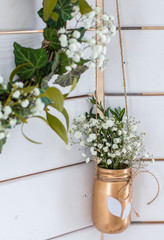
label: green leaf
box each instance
[43,0,58,21]
[55,65,88,87]
[50,12,59,21]
[0,138,6,153]
[50,103,69,130]
[79,0,93,14]
[44,28,61,51]
[63,77,77,99]
[14,42,48,80]
[41,53,60,89]
[57,51,70,74]
[62,107,69,130]
[38,0,73,29]
[46,111,68,144]
[9,63,30,85]
[22,85,37,94]
[43,87,64,112]
[78,27,87,41]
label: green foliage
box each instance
[0,138,6,153]
[41,53,60,89]
[9,63,30,85]
[43,28,61,51]
[110,107,125,121]
[0,0,96,153]
[14,42,48,80]
[38,0,73,29]
[43,0,58,21]
[46,111,68,144]
[55,65,88,87]
[79,0,93,14]
[42,87,64,112]
[57,52,70,74]
[88,96,126,122]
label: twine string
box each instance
[97,168,160,217]
[116,0,129,123]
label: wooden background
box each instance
[0,0,164,239]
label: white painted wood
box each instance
[0,0,95,31]
[104,0,164,26]
[105,96,164,158]
[0,98,92,179]
[0,0,45,30]
[53,225,164,240]
[0,163,95,240]
[104,31,164,93]
[0,161,162,240]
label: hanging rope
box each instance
[97,1,128,239]
[116,0,129,123]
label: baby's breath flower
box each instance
[107,159,112,165]
[12,90,20,99]
[0,132,5,140]
[21,99,29,108]
[74,131,82,139]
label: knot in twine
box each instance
[97,169,160,217]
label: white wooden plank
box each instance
[0,98,92,179]
[0,163,95,240]
[105,96,164,158]
[53,225,164,240]
[104,31,164,93]
[104,0,164,26]
[0,0,95,31]
[0,0,45,30]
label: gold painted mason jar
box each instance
[92,166,132,234]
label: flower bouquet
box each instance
[69,96,155,233]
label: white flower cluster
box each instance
[0,75,45,141]
[69,112,154,168]
[57,6,116,72]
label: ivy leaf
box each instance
[9,63,30,85]
[44,28,61,51]
[79,0,93,14]
[63,77,77,99]
[38,0,73,29]
[46,111,68,144]
[50,12,59,21]
[14,42,48,80]
[57,52,70,74]
[41,53,60,89]
[78,27,87,41]
[55,65,88,87]
[43,0,58,21]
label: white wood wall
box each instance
[0,0,164,239]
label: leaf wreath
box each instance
[0,0,93,152]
